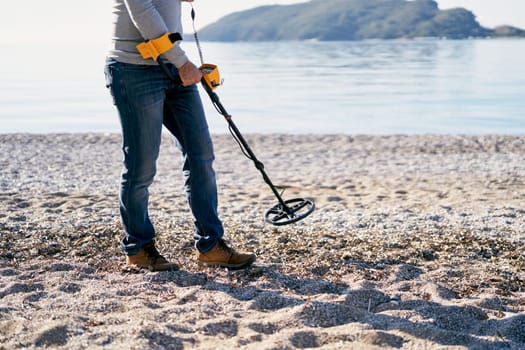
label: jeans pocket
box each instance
[104,61,116,105]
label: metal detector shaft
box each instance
[201,83,292,213]
[157,59,314,225]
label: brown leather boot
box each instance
[126,242,179,271]
[197,239,256,270]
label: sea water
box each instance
[1,39,524,134]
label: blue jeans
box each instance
[104,59,223,255]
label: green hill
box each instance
[197,0,522,41]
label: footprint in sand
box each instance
[248,322,279,335]
[14,200,31,209]
[359,331,405,348]
[249,291,301,311]
[0,268,19,277]
[297,302,366,327]
[59,282,82,294]
[0,282,45,299]
[40,201,66,208]
[201,319,238,337]
[49,263,75,272]
[34,325,69,347]
[290,330,322,348]
[24,291,47,303]
[326,195,344,202]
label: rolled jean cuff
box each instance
[121,238,153,256]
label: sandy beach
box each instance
[1,133,524,349]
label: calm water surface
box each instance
[1,39,524,134]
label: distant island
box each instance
[197,0,525,41]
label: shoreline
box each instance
[1,133,524,349]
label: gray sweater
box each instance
[108,0,188,67]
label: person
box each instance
[104,0,256,271]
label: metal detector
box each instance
[136,16,314,225]
[196,66,315,226]
[160,61,315,225]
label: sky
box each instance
[1,0,524,45]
